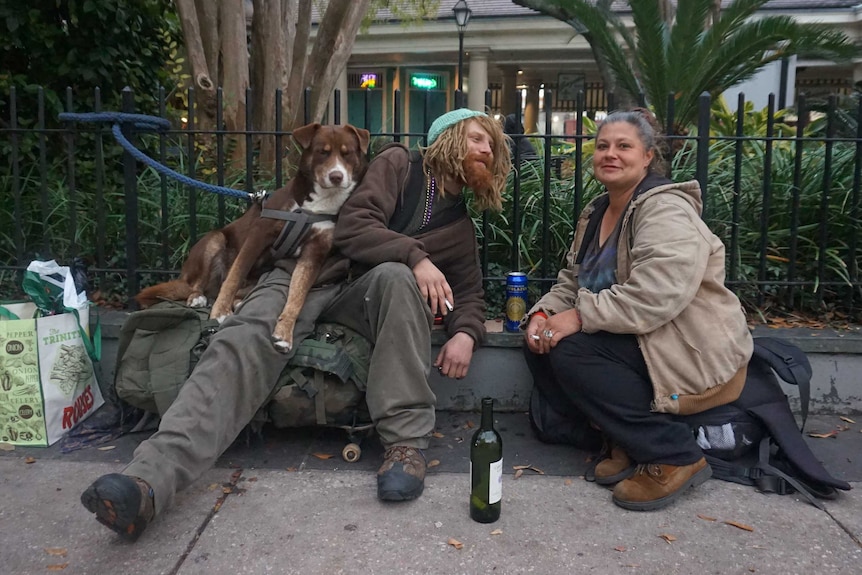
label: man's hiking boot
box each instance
[377,446,426,501]
[595,445,636,486]
[612,457,711,511]
[81,474,155,541]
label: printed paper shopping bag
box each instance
[0,302,104,446]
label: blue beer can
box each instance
[505,272,528,332]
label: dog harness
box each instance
[261,198,336,261]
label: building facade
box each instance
[330,0,862,135]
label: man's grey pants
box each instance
[123,262,435,514]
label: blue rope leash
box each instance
[58,112,253,200]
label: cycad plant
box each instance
[513,0,859,131]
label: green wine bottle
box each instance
[470,397,502,523]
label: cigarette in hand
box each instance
[530,334,540,341]
[444,299,454,312]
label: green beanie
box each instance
[427,108,487,146]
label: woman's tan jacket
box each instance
[527,180,752,415]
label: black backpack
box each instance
[682,337,851,509]
[528,337,851,508]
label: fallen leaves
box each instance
[25,456,36,464]
[724,520,755,532]
[695,513,755,532]
[432,432,445,438]
[312,453,334,460]
[658,533,677,544]
[808,416,858,438]
[427,459,440,469]
[44,549,69,571]
[96,445,116,451]
[564,478,573,486]
[512,464,545,479]
[490,529,503,536]
[447,537,464,550]
[44,548,67,557]
[614,545,627,552]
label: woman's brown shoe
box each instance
[612,457,712,511]
[594,445,636,486]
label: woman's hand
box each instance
[434,332,474,379]
[525,308,582,354]
[412,257,454,317]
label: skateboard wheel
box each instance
[342,443,361,463]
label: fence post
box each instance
[695,92,711,218]
[121,87,139,308]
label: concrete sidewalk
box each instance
[1,412,860,575]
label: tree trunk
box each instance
[252,0,288,173]
[175,0,217,129]
[220,0,250,167]
[284,0,313,128]
[297,0,372,127]
[195,0,220,86]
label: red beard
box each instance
[462,152,494,193]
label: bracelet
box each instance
[575,307,582,324]
[533,311,548,320]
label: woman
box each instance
[522,109,752,511]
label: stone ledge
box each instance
[95,309,862,354]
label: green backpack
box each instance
[113,301,371,428]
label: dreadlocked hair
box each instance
[421,114,511,212]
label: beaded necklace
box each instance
[421,168,436,230]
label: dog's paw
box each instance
[187,295,208,308]
[272,321,295,353]
[272,337,293,353]
[211,308,231,323]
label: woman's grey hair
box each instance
[597,108,668,174]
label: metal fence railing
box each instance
[2,86,860,319]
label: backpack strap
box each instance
[747,401,851,491]
[704,440,827,511]
[752,337,812,430]
[751,436,827,510]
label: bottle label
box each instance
[489,458,502,504]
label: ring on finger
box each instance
[543,329,554,338]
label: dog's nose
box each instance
[329,171,344,186]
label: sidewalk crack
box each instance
[167,467,244,575]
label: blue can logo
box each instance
[505,272,528,332]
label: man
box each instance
[80,108,511,541]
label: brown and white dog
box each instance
[135,122,370,351]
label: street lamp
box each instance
[453,0,472,101]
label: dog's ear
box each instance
[292,123,321,150]
[345,125,371,155]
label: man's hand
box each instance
[525,308,582,354]
[434,332,474,379]
[413,257,454,317]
